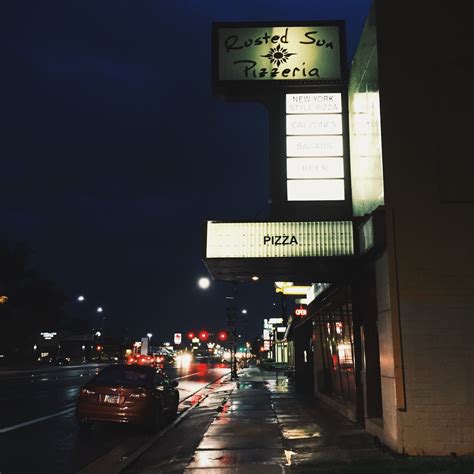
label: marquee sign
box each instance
[206,221,354,258]
[213,22,345,88]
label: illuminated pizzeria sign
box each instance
[206,221,354,258]
[213,22,344,85]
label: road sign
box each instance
[174,333,182,345]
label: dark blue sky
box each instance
[2,0,372,342]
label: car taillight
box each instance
[80,388,96,396]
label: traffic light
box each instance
[187,331,195,340]
[198,330,209,341]
[218,331,227,342]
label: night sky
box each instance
[2,0,372,343]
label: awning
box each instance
[203,220,356,282]
[203,256,356,282]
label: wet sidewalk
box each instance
[185,368,472,473]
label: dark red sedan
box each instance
[76,364,179,433]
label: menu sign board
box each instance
[286,93,345,201]
[213,22,344,86]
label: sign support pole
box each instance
[231,281,238,380]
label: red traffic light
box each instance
[198,330,209,341]
[218,331,227,341]
[187,332,195,340]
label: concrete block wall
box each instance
[374,251,400,452]
[374,240,474,455]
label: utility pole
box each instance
[226,282,239,380]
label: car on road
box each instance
[154,353,174,366]
[127,354,157,367]
[76,364,179,433]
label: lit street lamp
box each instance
[76,295,105,332]
[198,277,211,289]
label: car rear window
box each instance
[93,366,152,387]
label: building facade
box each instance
[303,1,473,456]
[205,1,473,457]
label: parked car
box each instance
[76,364,179,433]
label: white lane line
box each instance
[0,405,76,433]
[0,370,206,434]
[173,371,200,381]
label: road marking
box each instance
[173,371,200,381]
[0,369,214,434]
[0,405,76,433]
[0,372,207,433]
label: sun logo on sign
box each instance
[261,44,296,67]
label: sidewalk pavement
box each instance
[184,367,473,474]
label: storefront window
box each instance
[316,296,356,403]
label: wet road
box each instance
[0,361,229,473]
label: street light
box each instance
[76,295,105,334]
[198,277,211,289]
[241,309,247,314]
[147,333,153,341]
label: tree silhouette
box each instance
[0,240,67,361]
